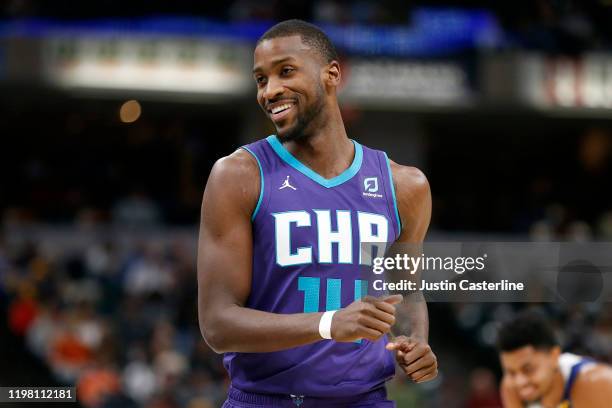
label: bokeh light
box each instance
[119,100,142,123]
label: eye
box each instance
[255,75,266,86]
[281,66,295,75]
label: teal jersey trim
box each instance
[241,146,264,221]
[266,135,363,188]
[383,152,402,236]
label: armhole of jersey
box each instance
[383,152,402,239]
[241,146,264,221]
[562,359,592,402]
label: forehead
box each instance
[253,35,318,71]
[501,346,548,369]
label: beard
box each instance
[276,84,326,143]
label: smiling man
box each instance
[197,19,437,407]
[498,312,612,408]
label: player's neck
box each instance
[540,369,565,408]
[284,106,353,180]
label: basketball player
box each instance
[197,20,437,407]
[498,311,612,407]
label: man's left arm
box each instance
[384,160,438,383]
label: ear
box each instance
[551,346,561,360]
[324,61,341,87]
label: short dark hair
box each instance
[497,310,559,352]
[257,19,338,63]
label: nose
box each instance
[514,373,529,388]
[262,76,283,103]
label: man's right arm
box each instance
[197,149,399,354]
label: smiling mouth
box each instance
[519,386,538,400]
[268,102,295,122]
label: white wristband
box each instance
[319,310,337,340]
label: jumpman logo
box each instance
[279,175,297,190]
[290,395,304,406]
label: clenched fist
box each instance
[331,295,403,342]
[386,335,438,383]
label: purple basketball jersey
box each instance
[223,135,402,397]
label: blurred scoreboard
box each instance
[43,37,252,96]
[4,33,475,107]
[484,53,612,111]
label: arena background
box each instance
[1,1,611,407]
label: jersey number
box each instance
[297,277,368,312]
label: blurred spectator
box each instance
[112,189,162,228]
[49,327,93,383]
[464,368,502,408]
[85,242,117,278]
[123,244,175,296]
[386,375,426,406]
[597,211,612,239]
[26,303,59,358]
[8,287,39,336]
[565,220,592,242]
[123,348,157,404]
[77,363,122,408]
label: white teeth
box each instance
[271,103,292,114]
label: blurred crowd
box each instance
[1,229,611,408]
[1,231,227,408]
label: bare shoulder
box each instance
[388,160,431,242]
[389,160,430,200]
[203,148,260,219]
[573,363,612,405]
[577,362,612,386]
[209,148,259,184]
